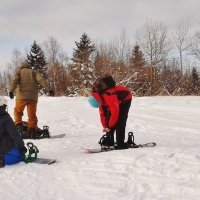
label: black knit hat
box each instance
[92,75,116,93]
[100,75,116,89]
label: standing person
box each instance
[0,96,26,168]
[9,61,54,139]
[88,75,132,149]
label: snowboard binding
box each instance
[99,134,115,151]
[23,142,39,163]
[126,132,137,147]
[42,126,50,138]
[16,122,51,139]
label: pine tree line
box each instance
[1,22,200,96]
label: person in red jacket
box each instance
[89,75,132,149]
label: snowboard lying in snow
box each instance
[23,142,57,165]
[50,134,66,139]
[83,142,156,153]
[17,121,66,139]
[17,121,51,139]
[33,158,57,165]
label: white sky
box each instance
[0,0,200,68]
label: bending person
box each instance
[89,75,132,149]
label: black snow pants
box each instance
[108,100,132,147]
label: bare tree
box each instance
[116,29,132,65]
[43,37,68,66]
[173,19,191,73]
[94,30,132,83]
[42,37,69,95]
[190,32,200,62]
[136,20,171,67]
[0,49,25,94]
[12,49,24,69]
[95,29,132,64]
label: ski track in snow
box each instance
[0,96,200,200]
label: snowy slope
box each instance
[1,96,200,200]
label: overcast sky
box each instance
[0,0,200,68]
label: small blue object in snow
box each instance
[88,96,100,108]
[4,148,23,165]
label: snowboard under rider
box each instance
[0,96,27,168]
[88,75,132,149]
[9,61,54,139]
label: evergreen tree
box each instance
[72,33,95,64]
[27,41,48,78]
[191,67,199,93]
[192,67,199,83]
[94,51,104,77]
[69,33,96,96]
[126,45,147,95]
[130,45,145,69]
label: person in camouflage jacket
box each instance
[9,62,54,138]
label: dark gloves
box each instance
[9,92,14,99]
[49,90,54,97]
[20,146,27,154]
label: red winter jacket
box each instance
[92,85,132,128]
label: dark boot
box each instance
[16,123,31,139]
[37,128,45,138]
[99,133,114,148]
[115,143,129,150]
[29,128,38,139]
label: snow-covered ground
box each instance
[1,96,200,200]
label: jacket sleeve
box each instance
[35,72,51,91]
[10,70,20,92]
[5,116,24,148]
[105,94,119,128]
[99,106,107,128]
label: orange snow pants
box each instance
[14,100,38,129]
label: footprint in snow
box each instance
[195,155,200,161]
[168,153,175,158]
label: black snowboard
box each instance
[17,121,60,139]
[83,142,156,153]
[50,134,66,139]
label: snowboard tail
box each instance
[131,142,156,148]
[23,142,57,165]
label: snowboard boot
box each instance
[115,142,129,150]
[37,129,44,138]
[16,123,30,139]
[29,128,39,139]
[0,154,5,168]
[16,123,31,139]
[99,133,115,150]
